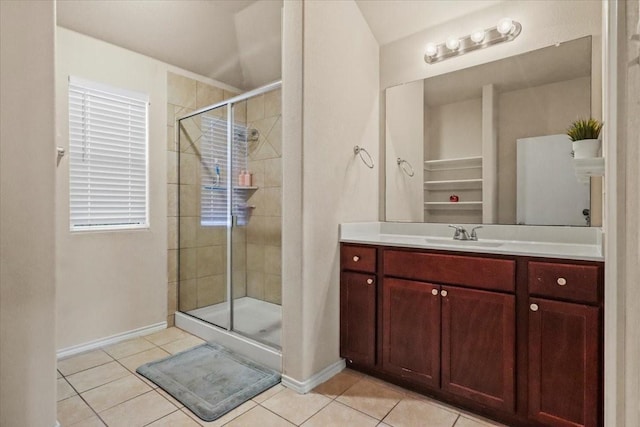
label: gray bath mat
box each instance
[136,342,280,422]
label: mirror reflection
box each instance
[385,36,601,226]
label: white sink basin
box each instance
[425,238,505,248]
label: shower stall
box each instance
[174,81,282,370]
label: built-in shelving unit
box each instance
[423,156,483,171]
[424,178,483,190]
[424,156,483,218]
[423,201,483,210]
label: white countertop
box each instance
[339,222,604,262]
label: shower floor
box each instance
[187,296,281,349]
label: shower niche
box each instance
[176,82,282,353]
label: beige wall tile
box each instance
[197,226,226,247]
[180,217,197,249]
[168,126,177,151]
[264,216,282,247]
[251,138,279,161]
[264,187,282,216]
[168,184,178,216]
[247,188,265,216]
[248,160,265,188]
[247,216,266,244]
[197,274,226,306]
[180,184,199,217]
[167,151,178,184]
[168,217,178,250]
[168,72,197,109]
[81,374,151,413]
[247,270,265,300]
[168,250,178,283]
[264,89,282,119]
[264,274,282,305]
[234,99,247,123]
[246,243,265,272]
[196,82,224,110]
[168,281,178,313]
[233,271,247,298]
[179,119,201,154]
[223,90,239,100]
[179,278,197,311]
[179,248,196,280]
[100,390,177,426]
[167,314,175,327]
[267,116,282,156]
[66,361,130,393]
[180,153,197,185]
[264,246,281,275]
[195,246,215,278]
[232,241,246,270]
[58,349,113,376]
[264,158,282,188]
[173,105,195,126]
[247,94,265,122]
[57,395,95,426]
[104,338,156,360]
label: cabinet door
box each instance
[382,278,440,388]
[528,298,599,427]
[441,286,515,412]
[340,271,376,366]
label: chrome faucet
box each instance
[448,225,483,241]
[448,225,471,240]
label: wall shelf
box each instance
[424,156,482,171]
[424,201,483,210]
[424,178,483,190]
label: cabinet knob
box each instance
[353,255,360,262]
[556,277,567,286]
[530,303,539,312]
[366,278,374,285]
[431,289,438,296]
[440,290,448,297]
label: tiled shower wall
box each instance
[166,72,282,326]
[245,90,282,305]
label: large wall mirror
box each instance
[385,34,602,227]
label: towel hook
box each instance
[354,145,374,169]
[397,158,415,177]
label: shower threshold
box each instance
[175,297,282,372]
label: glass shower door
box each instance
[178,105,230,330]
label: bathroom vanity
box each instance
[339,223,604,427]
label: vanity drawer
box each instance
[341,244,377,273]
[528,261,601,305]
[383,250,515,292]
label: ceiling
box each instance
[57,0,506,91]
[56,0,282,91]
[355,0,504,46]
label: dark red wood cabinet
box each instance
[340,243,604,427]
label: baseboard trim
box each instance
[57,321,167,359]
[281,359,346,394]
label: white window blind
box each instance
[68,76,149,230]
[200,113,249,226]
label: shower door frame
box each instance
[176,80,282,353]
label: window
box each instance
[68,76,149,230]
[200,112,249,227]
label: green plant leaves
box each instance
[567,118,603,141]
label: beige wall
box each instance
[425,98,482,160]
[497,76,591,224]
[0,1,57,425]
[282,0,380,380]
[55,29,239,349]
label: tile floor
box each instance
[57,327,505,427]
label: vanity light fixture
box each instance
[424,17,522,64]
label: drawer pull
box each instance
[441,290,448,297]
[530,303,539,312]
[557,277,567,286]
[431,289,438,296]
[366,278,374,285]
[353,255,360,262]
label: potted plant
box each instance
[567,118,603,159]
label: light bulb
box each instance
[425,43,438,57]
[470,29,485,43]
[445,37,460,51]
[497,17,514,35]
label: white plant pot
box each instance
[572,139,601,159]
